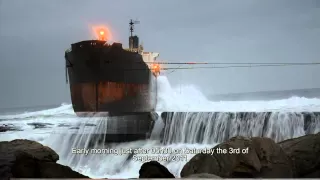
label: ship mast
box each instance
[129,19,140,52]
[129,19,134,37]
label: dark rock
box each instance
[139,161,175,178]
[302,170,320,178]
[69,127,80,129]
[184,173,220,178]
[0,139,59,162]
[58,124,71,127]
[160,112,169,123]
[278,132,320,178]
[0,139,88,179]
[181,136,293,178]
[37,162,89,178]
[27,122,53,129]
[84,123,96,127]
[0,124,21,132]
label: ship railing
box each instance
[124,48,139,53]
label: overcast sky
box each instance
[0,0,319,109]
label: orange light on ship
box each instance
[98,29,106,41]
[152,63,161,76]
[91,25,111,41]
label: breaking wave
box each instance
[1,76,320,178]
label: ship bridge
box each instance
[141,51,160,69]
[126,19,161,76]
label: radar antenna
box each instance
[129,19,140,37]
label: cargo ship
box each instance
[65,20,160,117]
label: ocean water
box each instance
[209,88,320,101]
[0,76,320,178]
[0,104,61,116]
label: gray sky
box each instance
[0,0,319,109]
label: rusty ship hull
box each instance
[65,40,157,117]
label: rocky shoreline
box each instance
[0,132,319,179]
